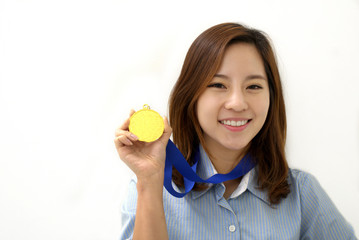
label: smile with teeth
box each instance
[220,120,249,127]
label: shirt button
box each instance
[229,225,236,232]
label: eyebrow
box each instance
[214,73,267,81]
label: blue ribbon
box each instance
[164,140,256,198]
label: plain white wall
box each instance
[0,0,358,239]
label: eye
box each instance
[247,84,263,90]
[208,83,226,89]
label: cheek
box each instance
[196,96,208,124]
[263,96,270,113]
[198,91,222,107]
[196,93,218,124]
[254,95,270,118]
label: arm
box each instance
[134,174,168,240]
[115,110,171,240]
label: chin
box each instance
[221,141,249,152]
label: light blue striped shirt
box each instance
[120,146,357,239]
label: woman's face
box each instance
[196,43,270,156]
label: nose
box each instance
[224,88,248,112]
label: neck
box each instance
[203,142,248,174]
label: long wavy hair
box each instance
[168,23,289,205]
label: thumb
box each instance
[159,116,172,145]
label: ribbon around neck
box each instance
[164,140,256,198]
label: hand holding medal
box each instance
[114,105,171,182]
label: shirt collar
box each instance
[190,145,215,199]
[190,145,271,205]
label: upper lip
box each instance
[219,118,251,121]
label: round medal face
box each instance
[129,105,164,142]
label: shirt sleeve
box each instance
[298,171,357,240]
[119,178,138,240]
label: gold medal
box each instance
[129,104,164,142]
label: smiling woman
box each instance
[115,23,357,240]
[168,24,289,205]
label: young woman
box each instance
[115,23,356,240]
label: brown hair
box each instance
[168,23,289,205]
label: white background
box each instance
[0,0,358,239]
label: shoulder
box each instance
[287,168,336,217]
[287,168,315,186]
[287,169,356,239]
[287,168,330,203]
[285,168,322,203]
[286,169,343,212]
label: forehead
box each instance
[216,43,266,77]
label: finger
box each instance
[129,109,135,117]
[159,116,172,144]
[126,131,138,141]
[115,120,129,137]
[115,135,133,147]
[115,128,139,141]
[116,109,137,131]
[116,109,136,135]
[114,136,123,149]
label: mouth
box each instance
[219,119,251,127]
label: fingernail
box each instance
[130,134,138,140]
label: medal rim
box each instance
[129,108,164,142]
